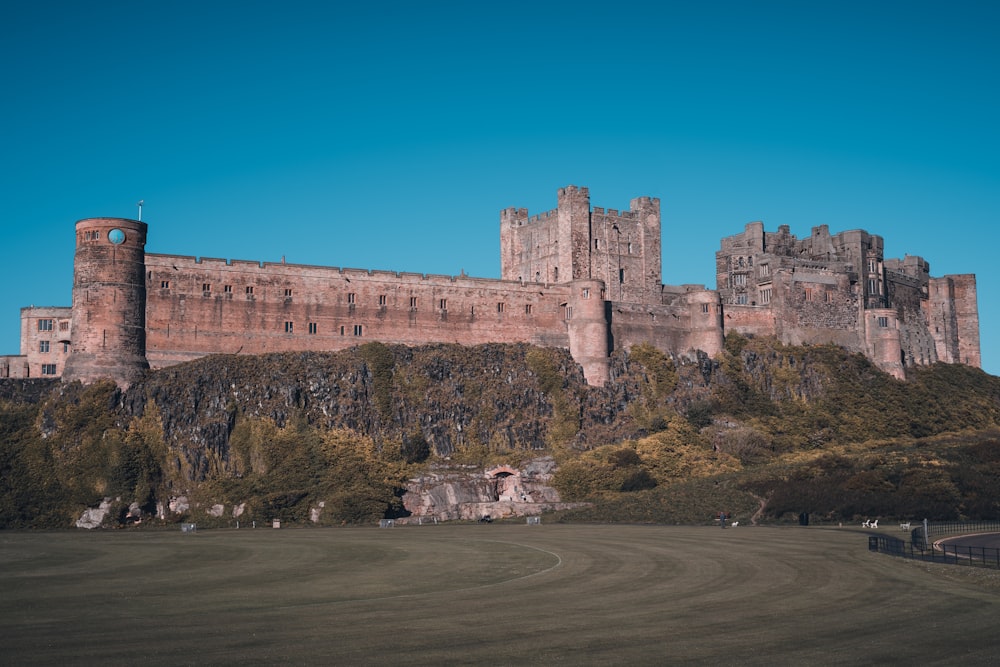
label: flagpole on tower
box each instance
[137,200,144,222]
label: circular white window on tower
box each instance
[108,228,126,245]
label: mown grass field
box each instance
[1,524,998,666]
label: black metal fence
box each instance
[910,520,1000,550]
[869,523,1000,569]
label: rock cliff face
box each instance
[119,343,711,483]
[400,458,586,522]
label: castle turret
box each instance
[864,308,905,380]
[62,218,149,388]
[567,279,610,385]
[558,185,590,283]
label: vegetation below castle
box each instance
[1,336,999,529]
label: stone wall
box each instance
[144,253,574,370]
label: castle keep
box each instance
[1,186,981,386]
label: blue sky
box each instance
[2,1,997,375]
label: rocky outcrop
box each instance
[75,497,114,529]
[399,457,587,522]
[118,343,718,484]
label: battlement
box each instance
[500,207,529,225]
[557,185,588,198]
[592,207,637,219]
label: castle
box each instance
[1,186,981,387]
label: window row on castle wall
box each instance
[275,303,553,335]
[730,285,838,306]
[282,321,365,337]
[157,282,544,313]
[158,284,551,317]
[591,239,634,253]
[802,287,835,303]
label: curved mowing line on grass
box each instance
[264,537,565,609]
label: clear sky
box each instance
[2,1,997,375]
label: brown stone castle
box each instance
[1,186,981,387]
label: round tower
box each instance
[685,289,725,358]
[567,278,610,385]
[62,218,149,388]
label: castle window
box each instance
[564,305,573,319]
[37,319,53,331]
[701,303,710,313]
[759,264,769,277]
[284,288,293,298]
[553,267,559,281]
[439,298,447,311]
[582,288,590,299]
[60,320,69,331]
[732,274,747,287]
[628,242,633,254]
[39,340,50,353]
[308,322,317,335]
[497,302,505,313]
[735,294,748,305]
[619,268,625,283]
[804,288,814,302]
[868,259,878,273]
[410,297,418,309]
[161,280,170,289]
[246,286,254,295]
[347,292,356,305]
[353,324,363,336]
[62,342,69,353]
[760,288,771,305]
[340,325,345,336]
[224,285,233,294]
[84,230,100,241]
[202,283,211,293]
[284,321,294,333]
[534,271,540,282]
[825,290,833,303]
[41,364,57,376]
[877,316,889,328]
[378,294,387,306]
[594,239,600,250]
[525,304,532,315]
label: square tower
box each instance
[500,186,662,304]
